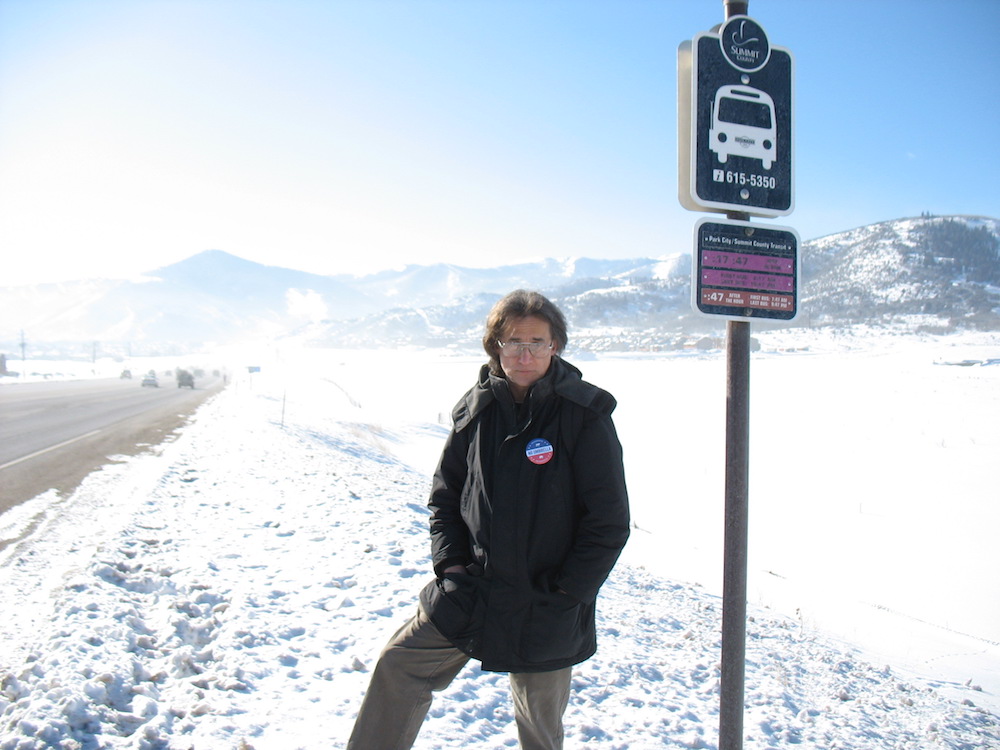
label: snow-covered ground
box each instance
[1,329,998,749]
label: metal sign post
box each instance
[721,314,749,750]
[677,2,796,749]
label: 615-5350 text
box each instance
[712,169,776,189]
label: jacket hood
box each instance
[451,357,616,432]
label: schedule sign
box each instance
[693,218,799,321]
[678,16,794,216]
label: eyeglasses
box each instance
[496,340,554,358]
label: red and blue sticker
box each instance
[525,438,554,465]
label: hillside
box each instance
[803,215,1000,330]
[299,215,1000,351]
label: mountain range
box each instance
[2,214,998,359]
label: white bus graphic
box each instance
[709,85,777,170]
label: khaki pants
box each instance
[347,607,572,750]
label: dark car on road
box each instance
[177,370,195,388]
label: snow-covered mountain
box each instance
[286,214,1000,351]
[0,252,374,357]
[2,215,997,357]
[802,215,1000,329]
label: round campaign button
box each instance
[525,438,554,465]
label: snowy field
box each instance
[1,329,998,749]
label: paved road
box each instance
[0,374,225,515]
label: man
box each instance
[347,290,630,749]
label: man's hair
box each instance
[482,290,568,375]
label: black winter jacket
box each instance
[419,357,630,672]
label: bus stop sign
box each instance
[679,16,794,216]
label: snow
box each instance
[647,255,687,281]
[1,332,999,749]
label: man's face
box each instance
[498,315,555,401]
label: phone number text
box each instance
[712,169,777,190]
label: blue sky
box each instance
[1,0,997,285]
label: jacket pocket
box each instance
[419,572,487,656]
[517,592,593,664]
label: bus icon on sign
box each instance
[709,85,776,170]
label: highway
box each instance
[0,373,225,515]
